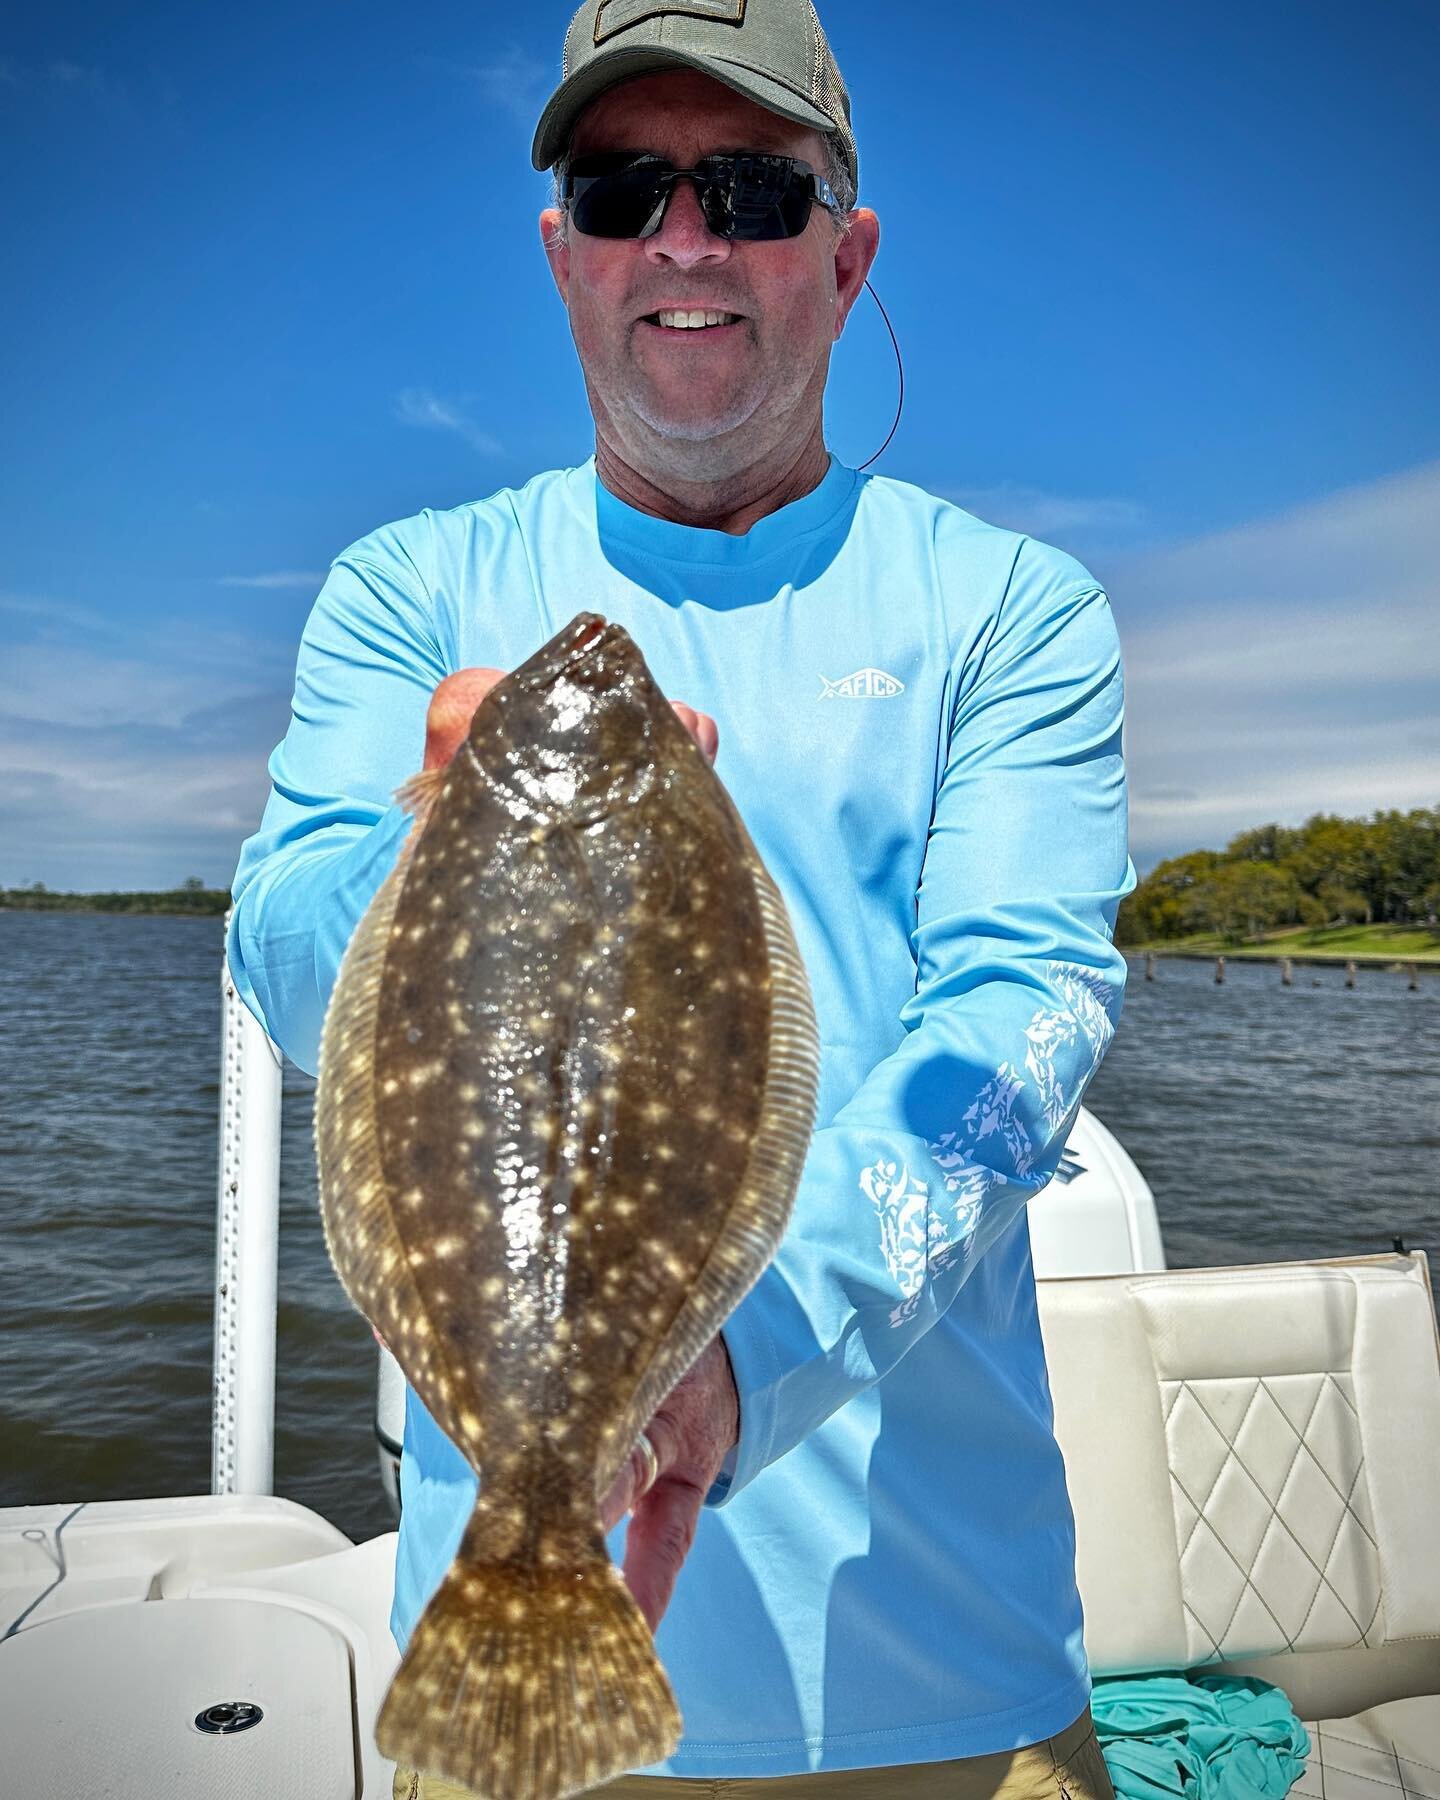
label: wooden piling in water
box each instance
[1145,953,1156,982]
[1410,964,1421,991]
[1281,958,1293,986]
[1215,956,1226,984]
[1346,960,1357,989]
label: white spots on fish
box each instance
[449,931,471,961]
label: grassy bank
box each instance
[1130,922,1440,965]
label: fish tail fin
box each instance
[376,1510,680,1800]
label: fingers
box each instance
[621,1473,706,1633]
[424,667,505,770]
[427,673,715,771]
[670,702,719,763]
[600,1434,661,1535]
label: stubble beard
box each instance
[587,320,816,483]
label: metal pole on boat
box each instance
[212,912,282,1497]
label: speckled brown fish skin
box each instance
[315,612,819,1800]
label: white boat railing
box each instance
[211,913,282,1498]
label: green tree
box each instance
[1182,862,1302,944]
[1117,849,1223,945]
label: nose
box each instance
[642,177,731,269]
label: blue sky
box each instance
[2,0,1437,887]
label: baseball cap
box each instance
[531,0,858,200]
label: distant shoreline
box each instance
[1132,947,1439,970]
[0,889,229,918]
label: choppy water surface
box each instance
[2,915,1436,1542]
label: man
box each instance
[229,2,1131,1796]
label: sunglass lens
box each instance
[571,163,666,238]
[715,156,812,241]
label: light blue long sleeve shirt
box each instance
[228,454,1132,1777]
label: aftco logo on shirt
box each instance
[819,667,906,699]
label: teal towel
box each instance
[1091,1673,1311,1800]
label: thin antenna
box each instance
[857,278,904,471]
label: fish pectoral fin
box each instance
[394,766,447,825]
[377,1513,679,1800]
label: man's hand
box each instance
[423,666,719,769]
[600,1336,740,1632]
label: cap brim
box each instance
[531,46,834,171]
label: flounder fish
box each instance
[315,613,819,1799]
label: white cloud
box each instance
[218,571,326,590]
[48,60,106,91]
[1113,460,1440,870]
[421,46,550,124]
[0,606,296,887]
[948,484,1148,542]
[395,387,503,456]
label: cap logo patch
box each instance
[594,0,746,45]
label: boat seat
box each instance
[1293,1697,1440,1800]
[1036,1254,1440,1791]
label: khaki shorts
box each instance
[392,1705,1114,1800]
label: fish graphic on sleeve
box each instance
[819,667,906,699]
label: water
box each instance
[2,915,1436,1543]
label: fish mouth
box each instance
[502,613,635,706]
[551,613,631,681]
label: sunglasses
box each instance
[562,152,839,243]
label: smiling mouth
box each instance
[641,309,745,331]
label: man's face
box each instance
[541,69,876,478]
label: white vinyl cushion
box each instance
[1037,1255,1440,1674]
[1294,1697,1440,1800]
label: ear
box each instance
[832,208,880,341]
[539,207,570,304]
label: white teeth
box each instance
[655,309,738,329]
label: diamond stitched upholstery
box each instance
[1163,1371,1382,1663]
[1037,1255,1440,1675]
